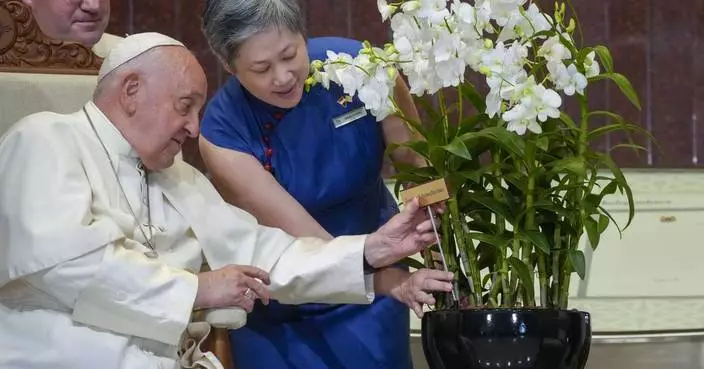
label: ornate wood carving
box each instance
[0,0,102,74]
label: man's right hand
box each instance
[195,265,271,312]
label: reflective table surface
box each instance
[410,331,704,369]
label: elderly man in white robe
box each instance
[0,33,454,369]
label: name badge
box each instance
[332,107,367,128]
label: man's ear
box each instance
[119,73,141,116]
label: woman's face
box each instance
[231,27,309,109]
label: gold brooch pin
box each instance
[337,95,352,107]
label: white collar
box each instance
[82,101,139,159]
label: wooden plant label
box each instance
[399,178,450,207]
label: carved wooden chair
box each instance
[0,1,233,367]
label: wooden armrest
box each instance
[203,327,234,369]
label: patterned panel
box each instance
[350,0,390,45]
[694,0,704,166]
[133,0,175,35]
[0,0,102,74]
[650,1,696,167]
[303,0,351,37]
[607,0,649,167]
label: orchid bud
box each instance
[566,19,576,33]
[384,43,398,55]
[387,66,398,80]
[484,39,493,49]
[479,66,491,76]
[311,60,324,70]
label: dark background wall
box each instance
[106,0,704,171]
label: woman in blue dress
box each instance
[199,1,445,368]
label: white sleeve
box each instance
[25,243,198,346]
[266,235,376,305]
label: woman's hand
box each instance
[387,268,454,318]
[195,265,271,312]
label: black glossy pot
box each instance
[421,308,591,369]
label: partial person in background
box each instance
[22,0,110,46]
[200,0,429,368]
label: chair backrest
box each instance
[0,0,117,136]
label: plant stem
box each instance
[440,211,454,309]
[491,151,510,306]
[457,86,463,134]
[551,226,562,308]
[558,238,576,308]
[509,237,521,305]
[521,141,537,307]
[537,251,548,307]
[577,93,590,157]
[558,92,590,308]
[449,197,482,304]
[438,89,450,144]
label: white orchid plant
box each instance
[307,0,648,310]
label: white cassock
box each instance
[0,102,374,369]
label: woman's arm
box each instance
[381,75,427,168]
[199,136,333,240]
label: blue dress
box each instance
[200,37,412,369]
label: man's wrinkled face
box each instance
[130,48,208,171]
[23,0,110,46]
[232,27,309,109]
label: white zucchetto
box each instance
[97,32,185,82]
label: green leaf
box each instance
[456,168,489,184]
[399,256,426,270]
[584,215,600,249]
[536,136,550,152]
[586,111,655,141]
[471,195,514,221]
[568,249,587,279]
[457,113,490,136]
[459,82,487,112]
[590,73,641,110]
[548,156,586,177]
[481,273,494,288]
[503,173,528,193]
[598,214,610,233]
[390,173,433,186]
[470,232,511,250]
[460,126,526,158]
[588,122,648,142]
[610,143,648,152]
[598,153,635,229]
[386,141,430,161]
[440,137,472,160]
[507,256,535,299]
[593,45,614,73]
[598,205,623,239]
[559,112,578,130]
[599,180,619,197]
[391,162,438,177]
[524,230,551,254]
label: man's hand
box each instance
[389,269,454,318]
[364,197,442,268]
[195,265,271,312]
